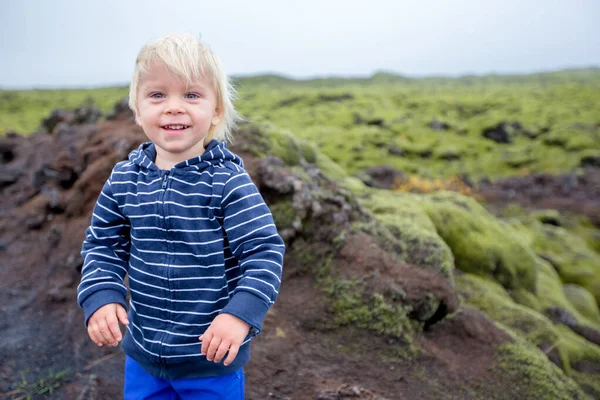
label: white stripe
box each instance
[244,276,279,293]
[222,182,254,204]
[239,267,281,283]
[171,176,211,187]
[92,212,108,224]
[225,193,260,209]
[227,213,271,231]
[80,267,124,281]
[113,189,163,197]
[126,325,160,357]
[81,259,128,275]
[136,311,211,328]
[235,286,273,303]
[123,201,162,207]
[169,227,222,233]
[97,202,126,220]
[165,202,218,209]
[168,188,219,198]
[229,224,275,244]
[123,201,216,210]
[100,191,118,204]
[93,224,130,230]
[77,281,127,300]
[130,275,227,293]
[132,246,223,259]
[111,178,162,186]
[130,234,222,246]
[240,258,283,269]
[83,251,123,263]
[235,234,282,253]
[166,215,216,220]
[132,299,222,316]
[227,275,242,284]
[135,322,202,338]
[189,170,230,178]
[131,288,229,304]
[130,253,223,268]
[112,170,151,176]
[224,203,263,221]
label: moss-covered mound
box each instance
[234,120,600,398]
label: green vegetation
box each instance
[3,68,599,181]
[5,368,71,400]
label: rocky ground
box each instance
[1,102,599,399]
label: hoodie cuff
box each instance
[81,289,127,328]
[220,291,270,335]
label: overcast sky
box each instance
[1,0,599,89]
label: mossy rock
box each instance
[563,284,600,325]
[422,191,537,292]
[511,218,600,305]
[492,334,592,400]
[324,278,417,346]
[354,188,455,280]
[457,273,600,395]
[532,257,595,326]
[269,200,297,231]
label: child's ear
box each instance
[135,114,142,126]
[211,107,222,126]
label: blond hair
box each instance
[128,33,240,143]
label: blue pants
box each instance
[124,355,245,400]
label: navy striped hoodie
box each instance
[76,139,285,380]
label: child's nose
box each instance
[164,99,185,114]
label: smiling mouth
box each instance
[162,125,190,130]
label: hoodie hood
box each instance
[128,139,244,171]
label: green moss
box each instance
[510,288,542,312]
[457,273,600,394]
[569,370,600,399]
[493,336,591,400]
[423,191,537,292]
[511,218,600,305]
[355,188,455,279]
[563,284,600,324]
[269,200,297,230]
[324,278,416,343]
[531,257,600,330]
[457,274,568,367]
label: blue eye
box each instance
[185,93,201,99]
[150,93,164,98]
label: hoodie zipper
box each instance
[158,170,171,364]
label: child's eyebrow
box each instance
[186,84,208,91]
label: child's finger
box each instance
[223,344,240,366]
[88,323,103,346]
[213,340,230,363]
[206,337,222,362]
[116,306,129,326]
[106,313,122,344]
[200,331,213,355]
[97,318,116,345]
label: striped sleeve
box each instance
[219,171,285,332]
[77,174,131,327]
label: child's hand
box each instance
[199,314,250,366]
[87,303,129,347]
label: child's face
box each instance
[136,61,220,163]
